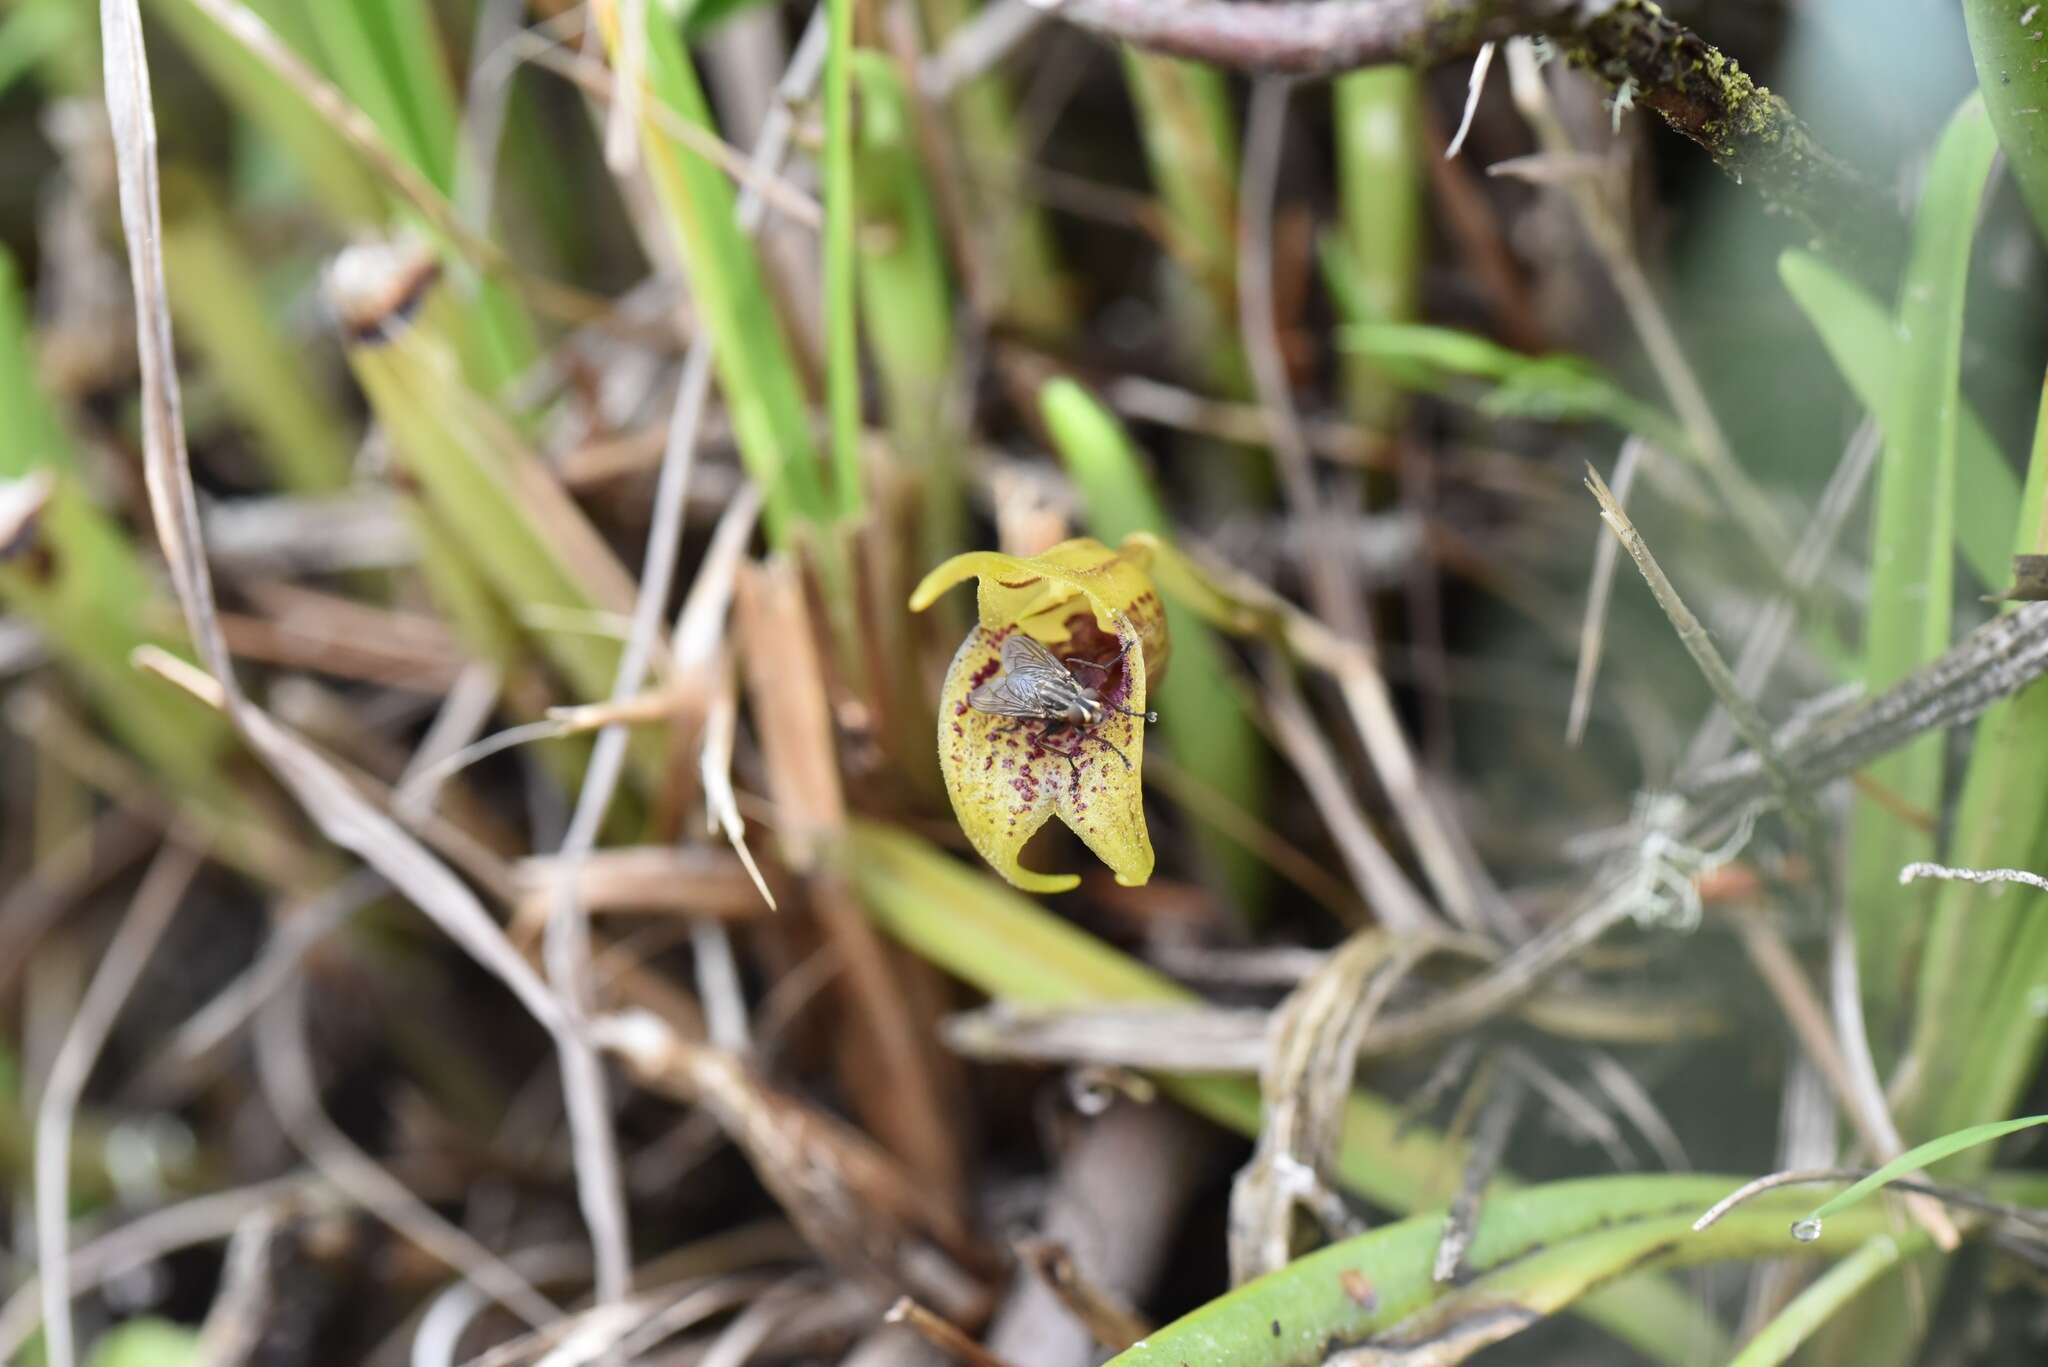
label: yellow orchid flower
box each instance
[909,538,1170,892]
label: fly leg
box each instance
[1081,726,1134,771]
[1065,641,1157,725]
[1032,722,1086,785]
[1064,636,1135,677]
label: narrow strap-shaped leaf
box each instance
[1847,92,2000,1036]
[1802,1114,2048,1227]
[609,2,831,541]
[1965,0,2048,241]
[1779,247,2017,592]
[1727,1235,1910,1367]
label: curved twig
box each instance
[1692,1168,2048,1235]
[1028,0,1566,73]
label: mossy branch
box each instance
[1033,0,1897,261]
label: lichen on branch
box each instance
[1564,2,1892,254]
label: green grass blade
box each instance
[1331,67,1422,433]
[1965,0,2048,242]
[823,0,861,521]
[153,0,533,386]
[679,0,781,36]
[299,0,457,193]
[915,0,1074,337]
[302,0,529,372]
[0,251,69,472]
[162,183,354,493]
[1727,1235,1910,1367]
[1121,51,1241,379]
[1802,1115,2048,1227]
[1903,369,2048,1152]
[0,247,230,793]
[1338,320,1694,459]
[1040,380,1173,549]
[296,0,532,385]
[300,0,417,176]
[837,49,957,782]
[360,0,461,191]
[1119,51,1271,514]
[1838,364,2048,1367]
[605,1,830,545]
[345,318,665,797]
[1778,248,2015,591]
[1101,1173,2048,1367]
[339,307,636,708]
[1040,378,1269,916]
[146,0,383,220]
[1845,93,1999,1040]
[845,823,1726,1365]
[851,52,960,565]
[1818,105,2042,1367]
[1,488,226,790]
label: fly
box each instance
[968,632,1158,772]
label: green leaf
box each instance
[823,0,861,521]
[146,0,384,220]
[0,257,72,479]
[1845,92,2000,1039]
[1099,1173,2048,1367]
[162,183,354,493]
[338,313,647,720]
[1338,320,1693,458]
[1778,248,2016,591]
[300,0,457,193]
[678,0,778,38]
[1330,67,1423,432]
[158,0,532,386]
[852,53,960,564]
[1040,379,1269,915]
[1965,1,2048,242]
[1862,365,2048,1367]
[912,0,1073,337]
[1121,52,1240,351]
[605,1,831,544]
[0,248,232,795]
[1802,1114,2048,1228]
[1905,375,2048,1144]
[1727,1235,1911,1367]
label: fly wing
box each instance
[966,634,1085,718]
[999,633,1083,702]
[966,671,1051,718]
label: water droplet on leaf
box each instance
[1790,1218,1823,1242]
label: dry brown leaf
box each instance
[733,555,845,869]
